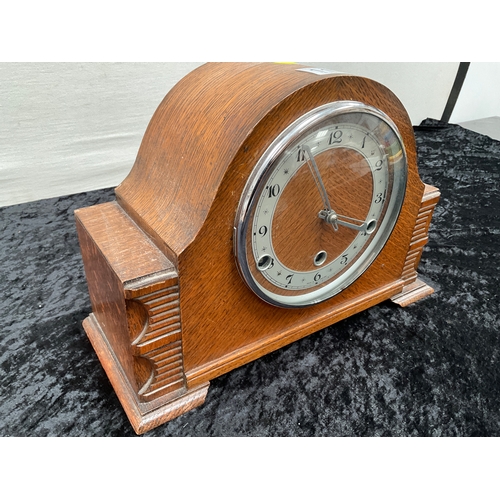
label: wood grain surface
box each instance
[77,63,439,432]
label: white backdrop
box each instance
[450,63,500,123]
[0,62,460,207]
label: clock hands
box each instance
[302,145,338,230]
[301,144,377,235]
[318,210,377,234]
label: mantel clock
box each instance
[75,63,439,434]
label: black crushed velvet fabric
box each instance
[1,119,499,436]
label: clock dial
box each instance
[234,101,407,308]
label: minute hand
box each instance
[302,145,338,230]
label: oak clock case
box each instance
[75,63,440,434]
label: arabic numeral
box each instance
[329,129,343,145]
[375,193,383,204]
[297,149,305,162]
[258,225,268,237]
[266,184,280,197]
[314,272,321,282]
[340,254,349,265]
[374,159,383,171]
[286,274,294,285]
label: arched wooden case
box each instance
[75,63,439,434]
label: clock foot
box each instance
[76,202,211,434]
[83,314,210,435]
[390,278,435,307]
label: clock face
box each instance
[234,101,407,308]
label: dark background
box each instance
[1,119,499,437]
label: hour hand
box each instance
[318,210,377,234]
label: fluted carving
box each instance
[125,275,186,402]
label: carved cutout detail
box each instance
[401,185,440,285]
[126,278,185,401]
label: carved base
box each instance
[389,183,440,308]
[75,202,211,434]
[83,314,209,434]
[390,278,435,307]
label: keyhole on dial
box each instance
[366,219,377,234]
[314,251,327,267]
[257,254,273,271]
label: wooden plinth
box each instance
[83,314,209,435]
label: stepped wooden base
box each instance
[390,278,435,307]
[83,314,209,435]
